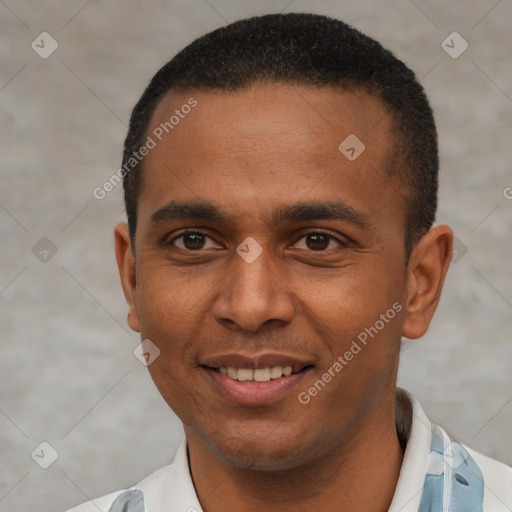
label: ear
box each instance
[401,224,453,339]
[114,222,140,333]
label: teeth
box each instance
[237,368,254,381]
[269,366,283,379]
[219,366,294,381]
[253,367,270,382]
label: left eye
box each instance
[294,232,343,251]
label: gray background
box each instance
[1,1,511,510]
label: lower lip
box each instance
[202,367,312,406]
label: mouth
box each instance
[208,365,308,382]
[199,353,314,406]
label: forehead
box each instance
[149,83,392,154]
[138,83,403,231]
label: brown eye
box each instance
[171,231,214,251]
[182,233,206,250]
[306,233,329,250]
[294,232,343,251]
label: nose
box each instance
[212,245,295,332]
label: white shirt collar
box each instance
[136,440,202,512]
[388,388,432,512]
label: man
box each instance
[68,12,512,512]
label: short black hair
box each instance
[122,12,438,259]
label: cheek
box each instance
[315,259,401,318]
[308,260,404,367]
[133,270,206,375]
[136,262,212,327]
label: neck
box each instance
[186,394,405,512]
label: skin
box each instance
[115,83,453,512]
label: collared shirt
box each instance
[66,389,512,512]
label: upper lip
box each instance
[200,352,314,372]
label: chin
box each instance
[199,424,321,471]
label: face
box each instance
[115,83,449,471]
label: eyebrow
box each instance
[149,200,370,230]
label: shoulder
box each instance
[65,464,176,512]
[65,489,128,512]
[464,444,512,509]
[63,439,188,512]
[396,390,512,511]
[63,439,200,512]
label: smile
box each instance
[202,365,313,406]
[214,366,296,382]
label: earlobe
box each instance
[114,223,141,333]
[401,225,453,340]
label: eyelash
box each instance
[168,229,349,251]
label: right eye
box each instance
[169,230,220,251]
